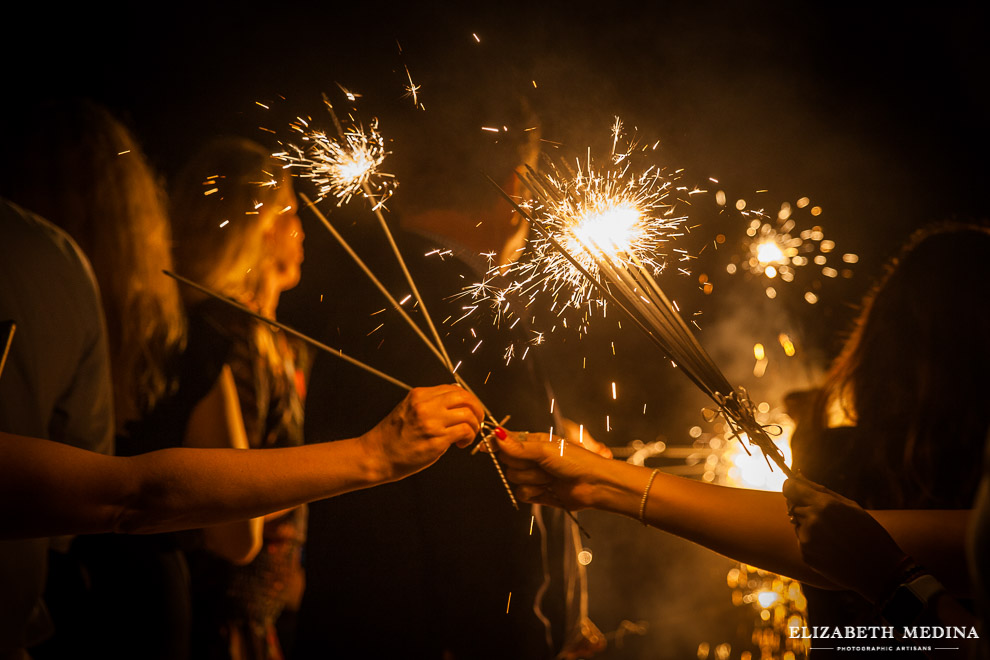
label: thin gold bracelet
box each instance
[639,468,661,525]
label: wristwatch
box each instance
[880,573,946,627]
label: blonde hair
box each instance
[170,137,289,305]
[1,100,185,428]
[171,137,295,383]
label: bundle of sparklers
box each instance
[480,138,793,477]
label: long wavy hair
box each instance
[0,100,186,429]
[170,137,290,306]
[800,223,990,508]
[170,137,296,385]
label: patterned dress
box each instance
[187,300,309,660]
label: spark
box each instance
[401,64,422,107]
[335,82,361,102]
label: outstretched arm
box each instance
[0,384,483,539]
[497,433,971,593]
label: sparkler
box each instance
[164,271,412,392]
[486,130,794,477]
[275,93,518,506]
[294,193,519,508]
[457,124,699,368]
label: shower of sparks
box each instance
[721,196,858,303]
[455,122,697,357]
[274,103,396,209]
[467,121,793,475]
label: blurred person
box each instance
[0,196,114,660]
[170,137,311,660]
[0,196,484,660]
[0,100,257,660]
[781,477,980,646]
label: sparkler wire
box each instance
[298,194,455,378]
[163,270,412,392]
[297,194,518,508]
[320,98,456,373]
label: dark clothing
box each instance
[285,224,566,659]
[187,300,309,660]
[33,298,234,660]
[794,424,973,657]
[0,199,114,659]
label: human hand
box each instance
[495,431,615,510]
[361,385,484,483]
[783,477,911,602]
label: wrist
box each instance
[588,460,650,518]
[353,431,394,485]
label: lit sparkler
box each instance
[459,124,696,355]
[266,92,517,506]
[486,126,793,476]
[274,97,396,209]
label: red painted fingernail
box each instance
[494,427,507,440]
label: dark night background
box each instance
[4,2,988,658]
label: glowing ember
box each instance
[755,240,786,266]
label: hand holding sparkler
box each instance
[480,125,794,477]
[360,384,485,483]
[495,431,631,512]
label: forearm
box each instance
[589,462,971,592]
[117,437,388,534]
[587,461,825,584]
[0,432,388,538]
